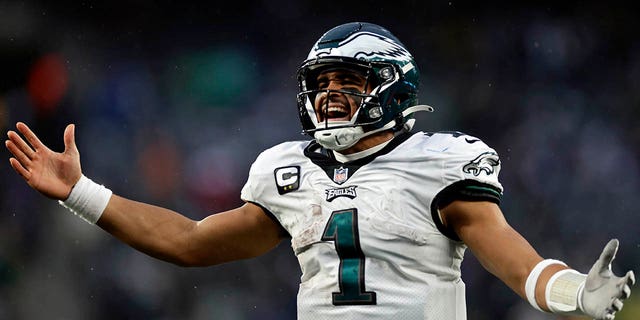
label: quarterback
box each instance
[5,22,634,319]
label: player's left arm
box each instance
[440,200,543,299]
[440,200,635,319]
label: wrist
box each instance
[545,269,587,314]
[525,259,588,316]
[58,174,112,224]
[525,259,567,312]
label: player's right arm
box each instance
[5,122,285,267]
[99,197,284,266]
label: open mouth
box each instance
[326,108,349,120]
[322,104,351,121]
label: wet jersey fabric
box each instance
[241,131,503,320]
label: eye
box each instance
[344,77,364,86]
[341,87,361,94]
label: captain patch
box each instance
[274,166,300,195]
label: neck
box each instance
[341,130,394,154]
[333,131,394,162]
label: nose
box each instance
[326,81,340,90]
[315,82,342,102]
[327,82,351,103]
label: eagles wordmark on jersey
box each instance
[241,131,503,320]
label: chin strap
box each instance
[314,104,435,151]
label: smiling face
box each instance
[313,69,372,123]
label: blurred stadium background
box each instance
[1,1,638,319]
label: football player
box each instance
[5,22,634,320]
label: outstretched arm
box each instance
[441,200,635,320]
[5,122,285,266]
[99,198,284,266]
[440,201,543,299]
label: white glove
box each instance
[580,239,635,320]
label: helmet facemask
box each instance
[297,59,412,150]
[296,22,431,151]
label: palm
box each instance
[582,239,636,320]
[6,122,81,200]
[29,146,79,198]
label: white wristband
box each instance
[525,259,567,312]
[545,269,587,314]
[58,174,112,224]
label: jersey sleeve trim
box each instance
[430,179,503,241]
[246,201,291,239]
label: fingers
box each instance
[597,239,619,273]
[603,271,635,319]
[16,122,45,151]
[6,126,35,180]
[627,270,636,286]
[619,271,634,299]
[6,130,36,160]
[8,157,31,179]
[621,284,631,299]
[611,298,624,312]
[63,124,77,155]
[5,138,32,166]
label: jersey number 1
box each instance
[321,208,377,305]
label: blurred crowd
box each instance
[1,1,638,319]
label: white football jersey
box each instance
[241,131,503,320]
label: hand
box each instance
[581,239,635,320]
[5,122,82,200]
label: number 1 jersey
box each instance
[240,131,503,320]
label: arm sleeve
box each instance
[428,134,504,240]
[241,155,292,238]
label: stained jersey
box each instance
[240,131,503,320]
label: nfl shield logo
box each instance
[333,167,349,184]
